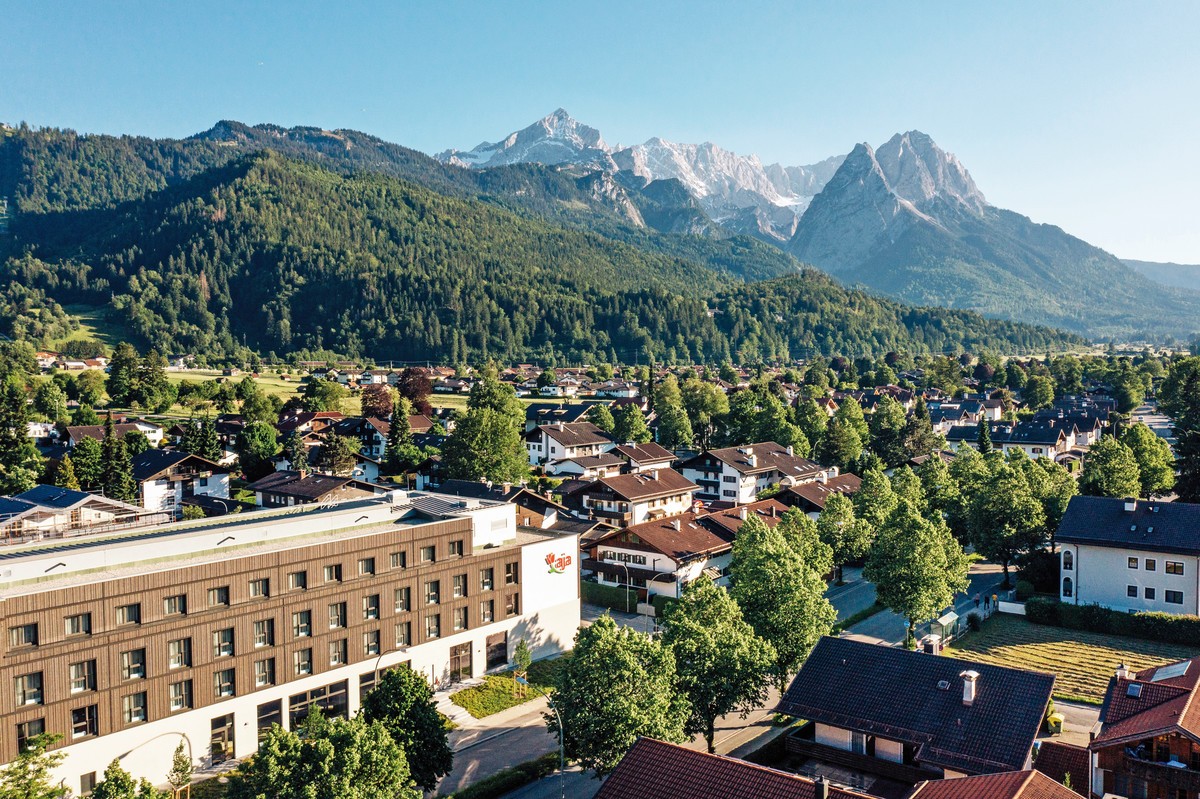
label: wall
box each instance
[1063,543,1200,615]
[876,737,904,764]
[814,723,850,750]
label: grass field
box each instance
[56,304,132,349]
[450,656,567,719]
[164,369,305,402]
[946,614,1200,704]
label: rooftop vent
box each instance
[936,680,951,691]
[1124,497,1137,513]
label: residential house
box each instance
[330,417,390,460]
[592,379,640,399]
[777,637,1054,788]
[1089,657,1200,799]
[565,469,698,528]
[435,479,577,532]
[908,771,1080,799]
[679,441,827,505]
[595,738,876,799]
[66,420,165,449]
[523,402,603,432]
[276,411,346,437]
[696,498,792,540]
[1030,741,1087,796]
[0,486,157,541]
[525,422,614,467]
[781,473,863,517]
[945,422,1069,460]
[546,452,624,480]
[130,450,231,516]
[1057,496,1200,614]
[613,442,675,473]
[246,470,390,507]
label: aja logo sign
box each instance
[545,552,573,574]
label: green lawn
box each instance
[946,613,1200,704]
[449,657,568,719]
[56,304,133,349]
[164,369,305,402]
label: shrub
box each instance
[580,579,636,613]
[445,753,560,799]
[1025,597,1200,647]
[1015,580,1035,601]
[966,611,982,632]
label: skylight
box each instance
[1127,683,1143,698]
[1152,661,1190,682]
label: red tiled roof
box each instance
[531,421,612,448]
[1032,742,1086,795]
[586,468,698,502]
[591,512,731,564]
[1093,657,1200,746]
[683,441,823,478]
[614,442,674,464]
[909,770,1078,799]
[784,473,863,511]
[595,738,874,799]
[698,499,791,537]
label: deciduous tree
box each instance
[361,664,453,791]
[1121,422,1177,498]
[816,493,873,583]
[612,404,652,444]
[0,733,67,799]
[1080,437,1142,499]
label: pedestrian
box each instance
[974,593,980,608]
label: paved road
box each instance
[826,566,878,623]
[497,767,600,799]
[438,697,558,796]
[1045,699,1100,747]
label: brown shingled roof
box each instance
[783,473,863,511]
[596,738,875,799]
[531,421,612,448]
[908,770,1078,799]
[591,512,731,565]
[1093,656,1200,747]
[588,468,698,501]
[698,499,791,537]
[689,441,823,478]
[1031,742,1086,795]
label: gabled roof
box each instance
[784,473,863,511]
[681,441,822,479]
[591,512,731,564]
[580,469,698,502]
[524,402,602,425]
[595,738,874,799]
[130,449,228,482]
[908,770,1078,799]
[698,499,791,538]
[554,452,624,470]
[1031,741,1087,795]
[1093,657,1200,747]
[528,421,612,448]
[614,442,674,464]
[14,484,144,513]
[246,471,386,500]
[66,423,145,443]
[777,637,1054,775]
[1057,496,1200,555]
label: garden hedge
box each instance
[1025,596,1200,647]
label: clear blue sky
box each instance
[4,1,1198,262]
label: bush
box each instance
[581,579,636,613]
[651,594,677,618]
[1015,580,1035,601]
[1025,596,1200,647]
[966,611,982,632]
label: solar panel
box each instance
[1152,661,1190,682]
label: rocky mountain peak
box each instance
[874,130,986,211]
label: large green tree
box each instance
[868,395,908,466]
[968,464,1046,586]
[655,402,694,451]
[865,502,971,648]
[106,342,141,407]
[1079,437,1142,498]
[0,733,67,799]
[901,397,943,462]
[816,492,873,584]
[443,372,529,483]
[237,421,280,481]
[316,432,360,477]
[661,579,776,753]
[0,378,42,494]
[100,414,137,503]
[548,614,687,775]
[612,404,652,444]
[1120,423,1176,498]
[729,516,835,688]
[852,467,898,533]
[360,664,453,791]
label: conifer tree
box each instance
[100,413,137,503]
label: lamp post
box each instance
[518,677,565,799]
[644,570,677,635]
[611,560,631,613]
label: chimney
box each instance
[671,518,681,531]
[558,422,565,431]
[1124,497,1137,513]
[502,482,512,494]
[960,670,980,706]
[1115,663,1132,680]
[786,444,794,456]
[738,507,748,521]
[650,469,659,480]
[813,777,830,799]
[748,453,758,468]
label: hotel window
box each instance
[65,612,92,637]
[1128,585,1138,598]
[116,603,141,625]
[364,630,381,656]
[425,580,441,606]
[391,551,408,569]
[506,593,521,617]
[169,680,193,712]
[1167,590,1185,605]
[294,649,313,676]
[505,562,519,585]
[213,668,236,698]
[249,578,270,598]
[426,614,441,640]
[9,622,38,648]
[454,607,468,632]
[420,545,436,564]
[254,619,275,647]
[70,660,97,693]
[1146,559,1157,572]
[1168,561,1185,575]
[168,638,192,668]
[288,570,308,590]
[123,692,147,725]
[480,568,494,592]
[328,602,347,629]
[71,704,98,739]
[1146,587,1156,600]
[358,557,376,576]
[453,574,468,598]
[395,621,412,647]
[209,586,230,606]
[121,649,146,680]
[449,539,465,558]
[324,564,343,583]
[329,639,347,666]
[293,610,312,638]
[16,718,46,751]
[14,672,43,705]
[164,594,187,616]
[363,594,380,620]
[213,628,235,658]
[254,658,276,687]
[395,587,412,613]
[1128,557,1139,569]
[481,599,495,623]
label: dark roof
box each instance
[529,421,612,448]
[584,469,698,501]
[777,637,1054,775]
[14,485,101,509]
[0,497,36,520]
[130,450,227,482]
[591,512,732,564]
[908,770,1078,799]
[783,473,863,511]
[67,423,145,442]
[246,471,385,500]
[698,499,791,538]
[1057,496,1200,555]
[614,442,674,464]
[524,402,602,425]
[681,441,822,479]
[945,424,1065,447]
[1093,657,1200,746]
[1031,742,1087,795]
[595,737,874,799]
[556,452,624,469]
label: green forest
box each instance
[0,124,1083,364]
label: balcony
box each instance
[1123,753,1200,792]
[588,507,631,522]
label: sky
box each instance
[4,1,1199,262]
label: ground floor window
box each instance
[257,700,282,743]
[288,680,349,728]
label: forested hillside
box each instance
[0,126,1084,363]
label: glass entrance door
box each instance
[450,643,472,682]
[210,714,235,764]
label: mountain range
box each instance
[0,120,1080,362]
[439,111,1200,341]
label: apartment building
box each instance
[0,491,580,794]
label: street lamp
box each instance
[610,560,631,613]
[644,570,677,635]
[517,676,565,799]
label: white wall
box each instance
[876,738,904,764]
[1063,543,1200,615]
[814,723,850,750]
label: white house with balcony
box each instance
[679,441,828,505]
[565,469,698,528]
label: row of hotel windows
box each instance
[1060,578,1184,604]
[1061,552,1185,575]
[10,596,521,711]
[7,562,519,650]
